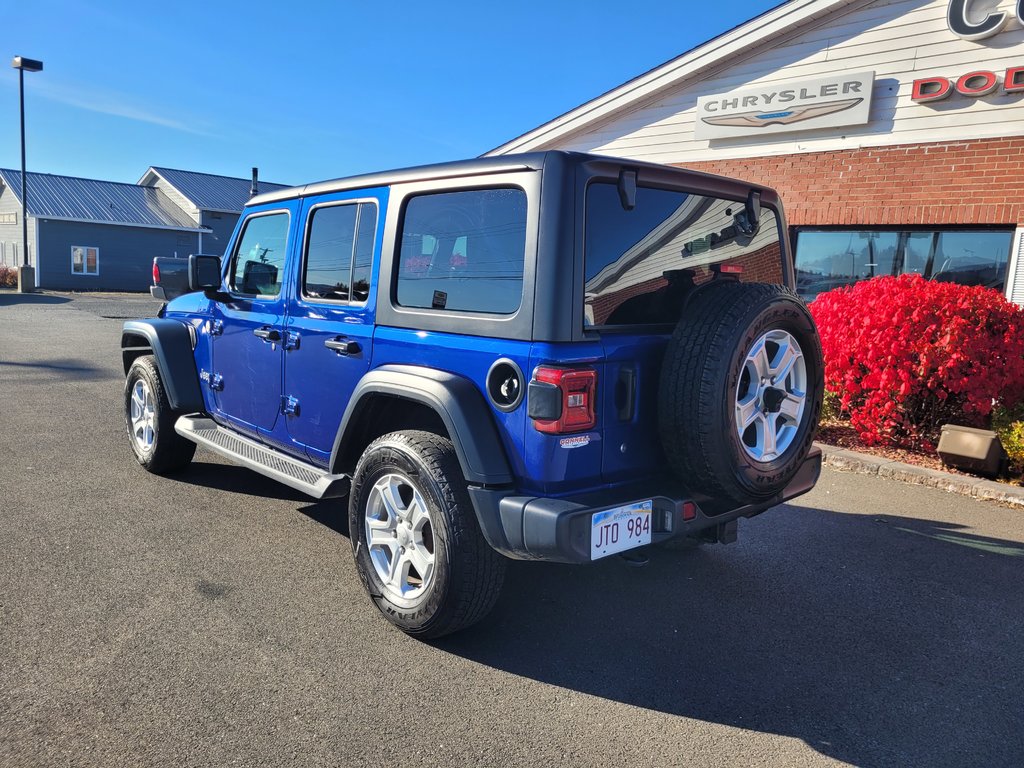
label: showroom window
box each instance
[71,246,99,276]
[794,229,1014,301]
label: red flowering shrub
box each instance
[0,266,16,288]
[809,274,1024,450]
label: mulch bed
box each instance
[816,421,949,471]
[816,420,1023,486]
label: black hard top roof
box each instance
[246,150,698,206]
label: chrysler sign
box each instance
[695,72,875,140]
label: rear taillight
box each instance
[152,260,161,284]
[528,366,597,434]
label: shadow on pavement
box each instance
[150,456,1024,765]
[0,358,109,381]
[166,461,349,535]
[431,505,1024,767]
[0,292,70,306]
[297,500,350,537]
[166,462,311,502]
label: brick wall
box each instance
[676,136,1024,227]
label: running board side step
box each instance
[175,415,350,500]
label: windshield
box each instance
[584,182,782,326]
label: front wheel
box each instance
[124,355,196,474]
[348,430,505,639]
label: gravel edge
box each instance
[815,442,1024,508]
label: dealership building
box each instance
[490,0,1024,305]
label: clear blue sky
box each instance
[3,0,780,186]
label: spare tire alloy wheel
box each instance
[658,282,823,505]
[735,329,807,462]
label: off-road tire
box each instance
[124,355,196,474]
[658,282,823,504]
[348,430,506,639]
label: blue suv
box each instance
[122,151,824,637]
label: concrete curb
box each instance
[815,442,1024,509]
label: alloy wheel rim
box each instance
[365,473,436,601]
[734,329,807,462]
[130,379,156,453]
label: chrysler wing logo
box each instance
[701,97,863,128]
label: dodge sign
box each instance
[695,71,875,140]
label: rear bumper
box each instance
[469,446,822,563]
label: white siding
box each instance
[146,174,200,224]
[1008,228,1024,305]
[533,0,1024,163]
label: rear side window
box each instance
[396,188,527,314]
[304,201,378,302]
[229,212,290,297]
[584,183,782,326]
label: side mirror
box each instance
[189,254,229,302]
[189,254,221,290]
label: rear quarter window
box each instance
[395,187,527,314]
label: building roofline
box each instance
[485,0,858,155]
[139,166,291,213]
[0,168,202,229]
[0,168,160,203]
[137,165,289,187]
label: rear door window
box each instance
[395,188,527,314]
[303,201,378,302]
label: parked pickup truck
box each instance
[151,256,209,302]
[125,151,824,638]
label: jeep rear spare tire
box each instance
[658,282,823,504]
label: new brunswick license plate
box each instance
[591,500,653,560]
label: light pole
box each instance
[12,55,43,293]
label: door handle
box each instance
[325,337,361,356]
[253,327,281,342]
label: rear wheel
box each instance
[658,282,823,504]
[348,430,505,638]
[124,355,196,474]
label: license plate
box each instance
[591,500,652,560]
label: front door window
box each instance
[229,212,290,297]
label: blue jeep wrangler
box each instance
[122,151,824,637]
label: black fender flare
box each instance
[330,365,513,487]
[121,319,204,412]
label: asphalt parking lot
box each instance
[2,291,1023,767]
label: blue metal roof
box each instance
[147,167,292,213]
[0,169,202,230]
